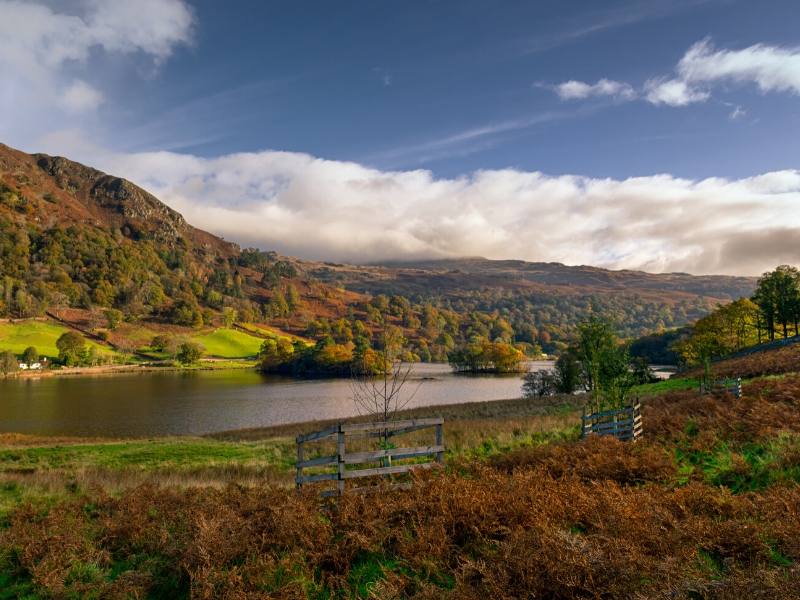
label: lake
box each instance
[0,362,553,437]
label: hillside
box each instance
[0,142,756,358]
[304,257,756,344]
[0,142,360,350]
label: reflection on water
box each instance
[0,362,553,437]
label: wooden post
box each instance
[581,405,587,439]
[435,422,444,464]
[337,424,345,496]
[296,436,304,490]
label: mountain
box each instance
[0,142,357,336]
[0,142,757,358]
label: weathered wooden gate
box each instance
[296,417,444,496]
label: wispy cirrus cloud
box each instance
[366,111,572,167]
[518,0,718,55]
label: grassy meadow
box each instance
[0,319,271,368]
[0,321,110,360]
[1,348,800,597]
[190,327,265,359]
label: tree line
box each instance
[522,317,656,410]
[675,265,800,370]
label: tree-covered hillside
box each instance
[0,142,757,359]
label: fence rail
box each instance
[699,377,742,398]
[581,402,642,442]
[296,418,444,496]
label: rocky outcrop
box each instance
[35,153,189,244]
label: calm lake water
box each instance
[0,362,553,437]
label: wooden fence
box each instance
[296,418,444,496]
[581,402,642,442]
[699,377,742,398]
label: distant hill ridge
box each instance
[307,257,755,302]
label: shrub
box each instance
[177,341,204,365]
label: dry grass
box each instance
[2,469,798,599]
[687,343,800,380]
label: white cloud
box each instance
[0,0,193,145]
[60,80,105,113]
[643,77,710,106]
[83,0,195,62]
[728,104,746,120]
[52,143,798,276]
[551,39,800,110]
[554,78,637,101]
[678,39,800,94]
[0,0,193,77]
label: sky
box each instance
[1,0,799,275]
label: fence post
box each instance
[581,405,587,439]
[296,436,304,490]
[337,423,345,497]
[435,422,444,464]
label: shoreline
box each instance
[3,358,556,381]
[2,359,259,380]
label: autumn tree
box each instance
[0,350,18,377]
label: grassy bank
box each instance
[1,349,800,597]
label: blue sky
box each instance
[1,0,800,274]
[84,0,800,178]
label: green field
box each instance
[0,437,294,473]
[0,321,110,358]
[191,327,264,358]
